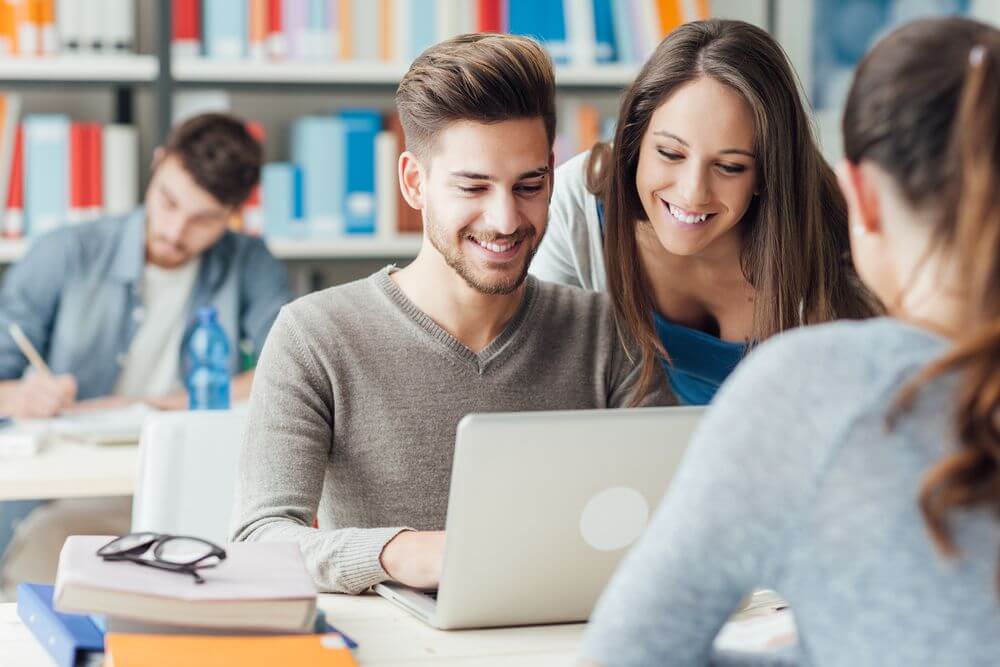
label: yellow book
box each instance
[106,633,358,667]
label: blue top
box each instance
[582,318,1000,665]
[0,208,292,399]
[653,311,747,406]
[596,200,747,405]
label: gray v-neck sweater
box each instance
[232,267,672,593]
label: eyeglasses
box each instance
[97,532,227,584]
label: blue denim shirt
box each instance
[0,208,292,399]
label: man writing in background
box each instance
[0,112,291,597]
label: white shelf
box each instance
[173,59,407,84]
[267,236,422,259]
[172,58,638,87]
[0,55,158,82]
[0,239,26,263]
[0,236,420,264]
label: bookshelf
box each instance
[0,235,423,264]
[0,55,158,84]
[0,2,650,269]
[171,58,639,89]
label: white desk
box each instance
[0,592,796,666]
[0,442,138,501]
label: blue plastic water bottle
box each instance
[185,306,231,410]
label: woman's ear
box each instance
[836,159,882,237]
[398,151,425,212]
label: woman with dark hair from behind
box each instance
[532,19,879,406]
[580,16,1000,666]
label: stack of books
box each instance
[0,0,136,56]
[0,94,138,239]
[17,535,357,666]
[172,0,710,66]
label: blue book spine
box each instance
[262,163,304,238]
[611,0,634,64]
[291,116,344,236]
[203,0,247,59]
[592,0,617,64]
[16,584,104,667]
[408,0,437,61]
[24,114,69,238]
[338,109,381,235]
[508,0,568,64]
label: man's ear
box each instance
[151,146,165,172]
[836,158,882,237]
[398,151,426,211]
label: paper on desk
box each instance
[714,610,797,653]
[20,403,158,446]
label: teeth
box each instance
[474,238,516,253]
[668,203,709,224]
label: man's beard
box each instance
[426,208,539,296]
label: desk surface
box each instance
[0,442,138,501]
[0,592,796,666]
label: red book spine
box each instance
[68,122,87,223]
[172,0,200,56]
[5,124,24,238]
[86,123,103,217]
[266,0,285,60]
[478,0,501,32]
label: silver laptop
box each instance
[374,406,703,629]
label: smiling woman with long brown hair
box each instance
[580,16,1000,665]
[532,19,878,405]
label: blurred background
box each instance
[0,0,996,293]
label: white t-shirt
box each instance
[112,259,201,399]
[530,151,607,291]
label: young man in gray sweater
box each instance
[231,34,672,594]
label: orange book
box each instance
[0,1,15,54]
[656,0,683,36]
[695,0,711,20]
[8,0,31,55]
[338,0,351,59]
[377,0,393,62]
[577,105,601,154]
[105,633,358,667]
[249,0,268,60]
[35,0,53,54]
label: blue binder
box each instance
[338,109,381,235]
[16,583,104,667]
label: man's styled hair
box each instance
[161,112,262,208]
[395,33,557,159]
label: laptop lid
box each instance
[432,406,702,629]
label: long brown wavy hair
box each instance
[845,17,1000,585]
[593,19,880,405]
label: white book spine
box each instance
[374,130,398,241]
[17,14,38,55]
[56,0,82,51]
[638,0,660,59]
[435,0,459,42]
[393,0,409,63]
[565,0,596,67]
[79,0,103,52]
[104,0,135,52]
[102,125,138,216]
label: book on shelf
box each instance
[0,107,138,239]
[170,0,710,67]
[0,0,137,55]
